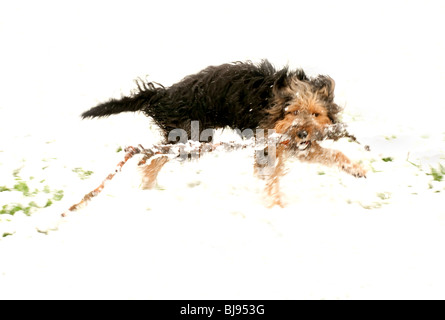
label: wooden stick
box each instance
[61,141,253,216]
[61,130,368,216]
[61,146,146,216]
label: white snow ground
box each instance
[1,0,445,300]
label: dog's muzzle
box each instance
[297,140,311,151]
[278,132,312,151]
[296,130,311,150]
[297,130,308,140]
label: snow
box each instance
[1,0,445,300]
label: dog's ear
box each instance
[272,68,295,107]
[312,75,335,100]
[274,68,309,92]
[273,68,291,92]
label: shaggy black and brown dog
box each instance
[82,60,366,206]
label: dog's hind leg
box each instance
[138,155,170,189]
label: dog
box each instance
[82,60,367,206]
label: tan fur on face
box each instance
[270,78,333,143]
[256,77,366,207]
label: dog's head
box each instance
[269,75,342,151]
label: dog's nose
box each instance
[297,130,308,140]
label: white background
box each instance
[0,0,445,299]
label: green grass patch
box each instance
[358,202,383,210]
[13,181,31,196]
[377,192,391,200]
[53,190,64,201]
[427,164,445,182]
[12,168,21,179]
[384,135,397,141]
[382,157,394,162]
[45,199,53,208]
[1,204,31,216]
[72,167,94,180]
[0,186,11,192]
[0,167,66,216]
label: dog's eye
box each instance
[293,110,299,115]
[313,113,320,117]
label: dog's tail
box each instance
[81,81,165,119]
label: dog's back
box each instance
[81,60,308,139]
[154,61,277,132]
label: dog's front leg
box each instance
[263,145,287,207]
[298,142,367,178]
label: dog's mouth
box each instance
[297,140,311,151]
[277,133,312,151]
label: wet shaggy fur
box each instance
[82,60,340,140]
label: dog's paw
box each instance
[343,162,367,178]
[268,195,285,208]
[266,197,285,208]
